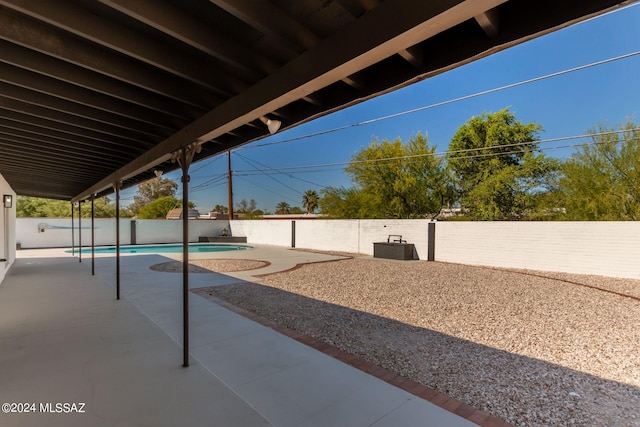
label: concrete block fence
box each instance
[434,221,640,279]
[230,219,639,279]
[16,218,228,249]
[15,218,640,279]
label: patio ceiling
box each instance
[0,0,633,202]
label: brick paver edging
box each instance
[200,293,516,427]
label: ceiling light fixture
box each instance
[259,116,282,135]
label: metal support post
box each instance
[227,150,233,220]
[71,202,75,256]
[115,182,121,300]
[174,142,199,368]
[91,196,95,276]
[78,201,82,263]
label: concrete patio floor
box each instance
[1,245,477,426]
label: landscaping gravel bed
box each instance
[197,257,640,427]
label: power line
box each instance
[235,175,299,204]
[189,180,227,194]
[189,173,227,192]
[190,153,224,174]
[234,153,305,196]
[234,152,326,189]
[237,50,640,151]
[231,127,640,173]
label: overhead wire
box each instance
[233,152,326,189]
[189,173,227,192]
[186,45,640,200]
[233,153,305,196]
[230,127,640,174]
[236,50,640,150]
[235,175,299,204]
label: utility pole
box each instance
[227,150,233,220]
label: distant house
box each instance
[165,208,200,220]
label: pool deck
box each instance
[2,245,482,426]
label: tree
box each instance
[302,190,319,214]
[16,196,121,218]
[137,196,190,219]
[236,198,257,213]
[275,201,291,214]
[447,108,559,220]
[16,196,53,217]
[130,177,178,215]
[342,133,450,218]
[319,186,379,218]
[558,121,640,220]
[212,204,227,214]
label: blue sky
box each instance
[120,4,640,213]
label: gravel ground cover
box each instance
[196,256,640,427]
[150,259,269,273]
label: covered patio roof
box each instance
[0,0,633,202]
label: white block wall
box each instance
[16,218,229,249]
[231,219,431,258]
[229,220,292,246]
[296,220,360,253]
[0,173,16,285]
[435,222,640,279]
[15,216,640,279]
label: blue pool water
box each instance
[67,243,252,254]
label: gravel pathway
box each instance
[197,257,640,427]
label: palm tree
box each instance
[275,201,290,214]
[302,190,319,214]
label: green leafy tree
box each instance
[302,190,320,214]
[319,186,379,218]
[130,177,178,215]
[212,204,227,214]
[16,196,52,217]
[447,108,559,220]
[16,196,121,218]
[343,133,450,218]
[559,121,640,220]
[290,206,304,214]
[275,201,290,214]
[137,196,193,219]
[79,197,118,218]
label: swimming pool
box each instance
[67,243,252,254]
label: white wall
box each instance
[16,218,229,249]
[15,216,640,279]
[229,220,292,246]
[0,174,16,285]
[295,219,431,257]
[231,219,430,257]
[435,221,640,279]
[230,219,640,279]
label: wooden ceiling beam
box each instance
[475,7,500,37]
[73,0,509,202]
[0,8,217,107]
[0,0,245,96]
[99,0,278,78]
